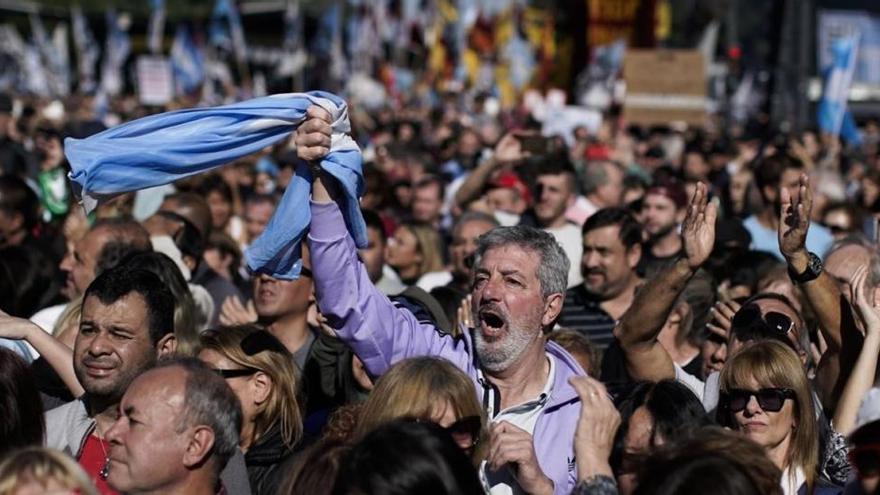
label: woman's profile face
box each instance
[732,376,796,454]
[431,399,477,453]
[197,348,257,424]
[385,227,421,271]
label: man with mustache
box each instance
[297,107,585,495]
[44,265,177,494]
[557,208,643,355]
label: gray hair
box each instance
[472,226,569,298]
[155,358,242,473]
[827,234,880,288]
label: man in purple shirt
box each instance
[296,106,586,495]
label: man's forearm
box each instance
[616,258,695,346]
[453,157,499,207]
[786,250,842,351]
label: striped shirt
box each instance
[557,285,617,350]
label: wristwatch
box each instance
[788,251,823,284]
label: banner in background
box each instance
[622,49,706,126]
[818,10,880,85]
[137,56,173,105]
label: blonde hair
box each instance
[199,325,302,449]
[355,357,485,460]
[52,295,83,347]
[0,447,98,495]
[402,223,445,278]
[719,340,818,490]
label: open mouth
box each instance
[479,309,506,337]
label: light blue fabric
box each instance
[65,90,366,279]
[743,216,835,260]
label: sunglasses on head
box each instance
[240,330,291,357]
[722,387,796,413]
[213,367,258,379]
[731,305,799,348]
[850,443,880,477]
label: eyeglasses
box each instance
[240,330,291,356]
[722,387,796,413]
[731,305,799,350]
[213,367,259,379]
[850,443,880,477]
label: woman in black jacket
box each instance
[199,325,303,495]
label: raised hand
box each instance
[493,132,531,165]
[706,299,741,342]
[488,421,554,495]
[851,265,880,335]
[681,182,717,270]
[294,106,333,162]
[779,174,812,260]
[219,296,258,326]
[569,376,620,481]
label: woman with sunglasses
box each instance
[718,340,841,495]
[198,325,303,495]
[354,357,486,462]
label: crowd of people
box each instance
[1,70,880,495]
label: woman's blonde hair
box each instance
[199,325,302,449]
[355,357,485,460]
[402,223,445,278]
[0,447,97,495]
[719,340,818,490]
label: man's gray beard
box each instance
[473,323,535,373]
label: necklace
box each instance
[94,423,110,481]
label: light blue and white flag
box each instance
[148,0,166,54]
[99,11,131,96]
[818,34,861,143]
[171,25,205,94]
[64,91,365,280]
[72,6,100,93]
[210,0,247,63]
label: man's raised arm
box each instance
[298,106,472,378]
[615,182,717,381]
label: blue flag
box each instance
[171,25,205,94]
[818,35,862,144]
[64,91,365,280]
[148,0,166,54]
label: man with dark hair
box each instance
[557,208,643,352]
[0,175,40,249]
[743,153,833,259]
[45,265,178,493]
[360,208,405,295]
[105,357,241,495]
[533,157,583,288]
[410,174,445,229]
[640,180,688,277]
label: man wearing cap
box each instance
[485,171,531,227]
[640,180,688,277]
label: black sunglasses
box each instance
[722,387,796,413]
[850,443,880,477]
[731,305,798,348]
[444,415,481,446]
[240,330,291,357]
[213,367,259,379]
[247,266,312,279]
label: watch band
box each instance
[788,252,822,284]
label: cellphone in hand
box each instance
[517,135,552,155]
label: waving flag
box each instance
[64,91,365,280]
[171,25,205,94]
[72,6,100,92]
[818,35,861,144]
[148,0,166,54]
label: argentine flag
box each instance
[818,35,862,145]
